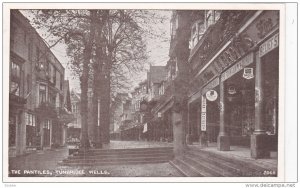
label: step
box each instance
[183,154,232,177]
[187,148,277,177]
[186,150,244,176]
[78,147,173,153]
[63,155,173,163]
[59,159,171,166]
[68,152,173,160]
[198,149,276,174]
[73,149,173,157]
[169,159,200,177]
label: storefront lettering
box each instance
[256,18,274,39]
[201,96,207,131]
[259,33,279,57]
[201,112,207,131]
[221,52,254,82]
[212,33,254,73]
[201,96,207,112]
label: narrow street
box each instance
[9,141,181,177]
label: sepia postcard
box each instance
[2,2,292,184]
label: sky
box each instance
[22,10,172,93]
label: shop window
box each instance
[39,84,47,104]
[25,113,36,146]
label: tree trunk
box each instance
[80,10,97,150]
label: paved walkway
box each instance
[188,142,277,170]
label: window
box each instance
[44,120,50,129]
[39,84,47,104]
[25,113,35,127]
[10,60,22,96]
[11,61,21,78]
[10,81,20,96]
[190,20,206,49]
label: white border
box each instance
[2,2,290,184]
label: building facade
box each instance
[9,10,69,156]
[185,10,279,158]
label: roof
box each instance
[148,66,167,84]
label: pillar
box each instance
[217,76,230,151]
[16,110,26,155]
[251,52,270,159]
[50,120,53,147]
[40,120,44,149]
[172,110,184,156]
[186,103,192,145]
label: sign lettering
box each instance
[259,33,279,57]
[201,96,207,131]
[221,52,254,82]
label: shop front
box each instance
[188,10,279,158]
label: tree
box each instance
[27,9,169,146]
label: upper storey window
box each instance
[189,10,221,50]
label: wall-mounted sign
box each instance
[259,33,279,57]
[228,86,237,95]
[243,68,254,79]
[221,52,254,82]
[206,90,218,101]
[201,96,207,131]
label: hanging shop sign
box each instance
[221,52,254,82]
[259,32,279,57]
[206,90,218,102]
[243,67,254,79]
[201,96,207,131]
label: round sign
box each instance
[206,90,218,101]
